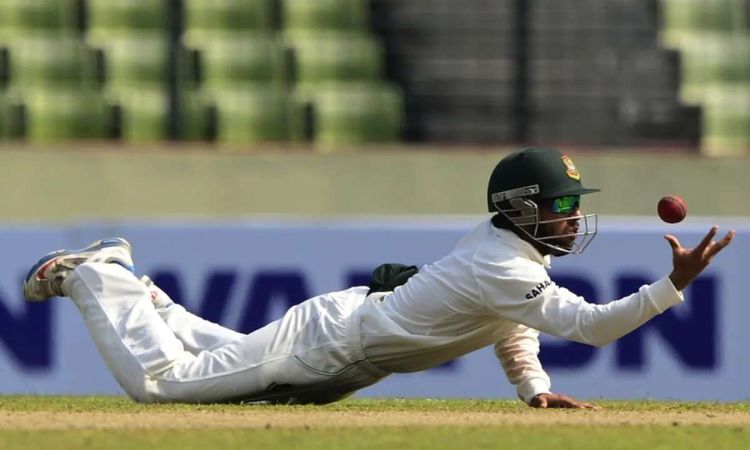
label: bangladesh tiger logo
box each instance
[561,155,581,181]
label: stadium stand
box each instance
[182,0,297,145]
[0,0,746,153]
[85,0,181,142]
[661,0,750,155]
[371,0,700,147]
[528,0,701,146]
[281,0,404,146]
[370,0,518,143]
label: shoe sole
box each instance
[24,238,133,293]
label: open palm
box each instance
[665,226,735,291]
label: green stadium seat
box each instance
[0,0,79,36]
[287,32,383,83]
[5,36,99,88]
[0,91,23,139]
[108,88,169,142]
[107,88,210,142]
[282,0,369,31]
[178,90,212,141]
[22,88,114,141]
[299,82,404,147]
[0,93,8,139]
[89,33,172,88]
[86,0,170,33]
[184,32,288,88]
[700,84,750,156]
[211,87,304,144]
[183,0,275,33]
[665,32,750,94]
[661,0,748,32]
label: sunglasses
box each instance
[551,195,581,214]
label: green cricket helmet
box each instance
[487,147,601,254]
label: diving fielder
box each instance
[23,147,734,408]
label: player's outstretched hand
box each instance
[665,226,735,292]
[529,393,597,409]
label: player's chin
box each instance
[550,237,576,255]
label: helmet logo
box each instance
[561,155,581,181]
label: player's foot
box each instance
[23,238,134,302]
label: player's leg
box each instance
[23,239,278,402]
[23,238,187,400]
[66,264,381,404]
[147,285,389,404]
[140,275,246,353]
[24,239,386,403]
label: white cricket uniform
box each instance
[63,218,683,404]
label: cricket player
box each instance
[23,147,734,408]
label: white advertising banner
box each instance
[0,217,745,401]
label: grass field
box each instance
[0,397,748,450]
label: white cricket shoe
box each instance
[23,238,134,302]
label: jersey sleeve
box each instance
[493,324,551,404]
[475,257,684,347]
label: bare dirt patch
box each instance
[1,409,749,430]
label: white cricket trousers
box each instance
[63,262,389,404]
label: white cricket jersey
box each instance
[357,219,684,403]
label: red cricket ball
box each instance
[657,195,687,224]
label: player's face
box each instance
[536,196,583,256]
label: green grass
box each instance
[1,396,748,412]
[0,427,747,450]
[0,397,747,450]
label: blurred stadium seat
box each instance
[297,82,404,146]
[282,0,369,31]
[211,87,305,144]
[178,89,213,141]
[660,0,750,154]
[184,32,288,88]
[106,88,170,142]
[286,31,384,83]
[184,0,276,33]
[88,33,173,89]
[700,85,750,153]
[662,0,748,32]
[21,88,114,142]
[4,36,100,89]
[0,0,79,37]
[86,0,170,34]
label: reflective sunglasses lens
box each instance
[552,195,580,213]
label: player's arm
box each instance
[493,324,550,403]
[478,228,734,346]
[483,270,679,347]
[494,324,595,409]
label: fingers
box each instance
[706,230,736,257]
[557,395,594,409]
[532,393,597,409]
[694,226,718,254]
[577,400,599,410]
[664,234,681,251]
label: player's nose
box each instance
[567,207,582,222]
